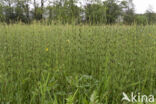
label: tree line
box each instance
[0,0,156,25]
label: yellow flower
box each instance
[46,48,48,51]
[66,40,70,43]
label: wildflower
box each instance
[46,48,48,51]
[66,40,70,43]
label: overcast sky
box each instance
[133,0,156,13]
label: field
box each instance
[0,24,155,104]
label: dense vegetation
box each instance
[0,24,155,104]
[0,0,156,25]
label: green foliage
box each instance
[0,24,155,104]
[90,90,100,104]
[48,0,81,24]
[0,4,5,22]
[104,0,123,24]
[135,15,148,25]
[146,10,156,24]
[85,4,107,24]
[34,7,43,20]
[66,89,78,104]
[123,9,135,24]
[0,0,31,23]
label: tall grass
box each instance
[0,24,155,104]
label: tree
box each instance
[0,0,15,23]
[41,0,48,19]
[15,0,25,21]
[32,0,48,20]
[123,0,135,24]
[23,0,31,22]
[64,0,81,23]
[33,0,41,20]
[48,0,81,24]
[0,0,30,23]
[135,14,147,25]
[41,0,44,18]
[85,3,107,24]
[12,0,31,23]
[146,5,156,24]
[0,3,4,22]
[103,0,123,24]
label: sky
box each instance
[133,0,156,13]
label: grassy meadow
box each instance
[0,24,156,104]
